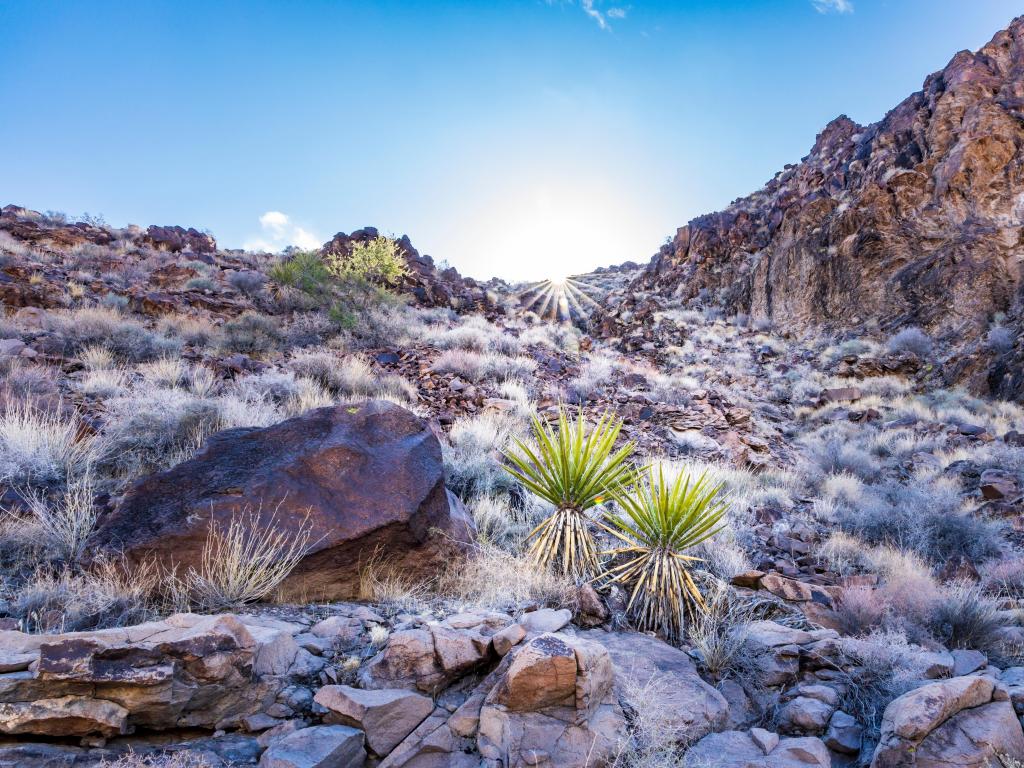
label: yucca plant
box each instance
[502,407,636,578]
[603,465,728,642]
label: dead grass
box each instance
[439,542,576,612]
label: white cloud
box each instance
[607,7,627,20]
[812,0,853,13]
[580,0,607,29]
[244,211,322,253]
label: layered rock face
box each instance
[604,16,1024,397]
[92,400,476,601]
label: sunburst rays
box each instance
[514,275,606,322]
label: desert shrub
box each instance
[140,357,188,388]
[987,325,1015,353]
[184,277,216,292]
[283,312,336,348]
[887,326,932,357]
[46,307,181,362]
[281,377,334,416]
[12,559,159,633]
[358,552,433,615]
[181,508,314,610]
[686,579,755,676]
[836,631,932,749]
[434,325,492,352]
[99,292,129,311]
[431,349,486,381]
[836,476,1002,565]
[467,493,546,550]
[221,311,282,355]
[0,360,60,401]
[77,367,130,398]
[566,355,617,403]
[605,466,728,642]
[269,250,332,297]
[519,323,580,354]
[802,435,880,482]
[157,314,217,347]
[99,752,218,768]
[443,411,524,501]
[503,407,636,578]
[440,542,575,612]
[100,387,220,478]
[290,352,415,403]
[927,580,1009,654]
[0,402,96,490]
[611,675,689,768]
[325,236,407,287]
[22,473,98,562]
[234,369,302,403]
[227,270,265,295]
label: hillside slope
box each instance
[603,16,1024,398]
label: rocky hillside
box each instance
[602,16,1024,400]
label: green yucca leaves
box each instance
[603,465,729,642]
[502,407,636,578]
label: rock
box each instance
[871,675,1024,767]
[359,625,490,694]
[491,623,527,657]
[92,401,476,601]
[142,224,217,254]
[0,696,128,737]
[819,387,861,404]
[951,648,987,676]
[980,468,1018,500]
[310,616,363,645]
[315,685,434,756]
[477,633,626,768]
[258,724,366,768]
[684,730,831,767]
[572,583,609,628]
[0,339,25,358]
[824,710,862,755]
[581,630,729,742]
[777,696,833,735]
[519,608,572,634]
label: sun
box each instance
[515,274,604,323]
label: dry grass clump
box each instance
[12,558,160,633]
[180,508,315,611]
[99,750,218,767]
[685,579,755,677]
[440,542,575,612]
[443,411,524,500]
[887,326,932,357]
[0,402,98,490]
[45,306,181,362]
[221,311,282,355]
[565,354,617,403]
[611,675,688,768]
[289,350,416,403]
[430,349,535,383]
[359,552,433,615]
[22,472,98,562]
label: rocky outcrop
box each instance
[602,16,1024,398]
[92,400,476,601]
[322,227,503,312]
[871,675,1024,767]
[141,224,217,255]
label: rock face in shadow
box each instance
[602,16,1024,398]
[92,400,475,601]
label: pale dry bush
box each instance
[77,367,130,398]
[612,675,687,767]
[686,579,755,677]
[13,558,161,633]
[80,345,115,370]
[181,507,315,611]
[140,356,187,388]
[22,471,98,562]
[99,751,217,768]
[0,402,98,489]
[359,553,432,614]
[443,411,524,500]
[440,543,575,612]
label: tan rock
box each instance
[315,684,434,756]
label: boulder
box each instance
[477,633,626,768]
[580,629,729,742]
[359,625,491,694]
[258,724,366,768]
[92,401,476,601]
[871,676,1024,767]
[683,730,831,767]
[315,685,434,756]
[519,608,572,634]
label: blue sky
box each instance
[1,1,1019,281]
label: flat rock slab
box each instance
[315,684,434,756]
[259,724,366,768]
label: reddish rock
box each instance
[92,401,476,600]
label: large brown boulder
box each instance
[92,400,475,600]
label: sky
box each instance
[1,1,1020,282]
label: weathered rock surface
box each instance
[258,724,365,768]
[315,684,433,756]
[683,729,831,767]
[92,401,475,601]
[871,675,1024,767]
[602,16,1024,398]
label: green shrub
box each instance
[502,406,635,578]
[605,466,728,642]
[269,250,332,297]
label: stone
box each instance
[518,608,572,634]
[951,648,987,676]
[310,616,363,645]
[315,684,434,756]
[824,710,862,755]
[258,724,366,768]
[92,401,476,601]
[777,696,833,735]
[980,468,1018,499]
[359,625,489,695]
[491,623,527,657]
[0,696,128,737]
[683,730,831,767]
[491,634,578,711]
[871,675,1024,767]
[572,583,609,628]
[581,630,729,742]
